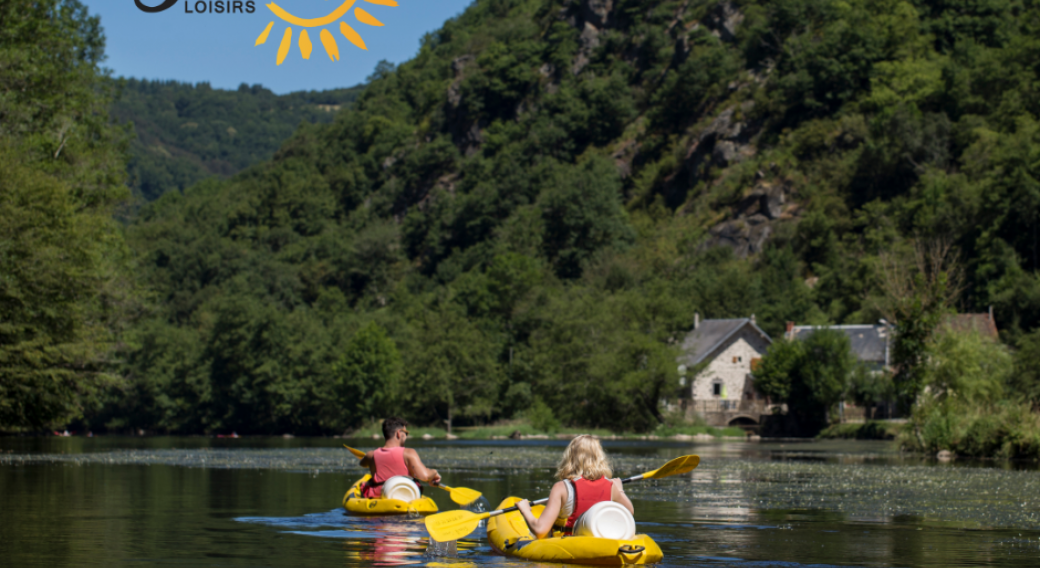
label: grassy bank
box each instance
[818,421,903,440]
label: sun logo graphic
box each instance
[255,0,397,65]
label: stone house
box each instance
[676,315,773,426]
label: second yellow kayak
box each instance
[486,497,663,565]
[342,474,438,515]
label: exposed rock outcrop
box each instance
[703,178,794,258]
[686,101,759,187]
[572,22,602,75]
[580,0,613,28]
[705,0,744,42]
[445,54,484,156]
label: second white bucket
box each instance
[571,501,636,540]
[382,476,421,502]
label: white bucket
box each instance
[572,501,636,540]
[381,476,421,502]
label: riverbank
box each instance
[817,421,903,440]
[900,401,1040,460]
[348,420,749,441]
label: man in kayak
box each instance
[359,417,441,498]
[515,434,634,538]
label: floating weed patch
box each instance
[4,445,1040,531]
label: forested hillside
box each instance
[112,80,363,201]
[94,0,1040,436]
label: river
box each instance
[1,437,1038,567]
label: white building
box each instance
[677,315,773,416]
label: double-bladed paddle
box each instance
[343,445,482,506]
[424,454,700,542]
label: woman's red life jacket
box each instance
[564,477,613,529]
[362,446,410,498]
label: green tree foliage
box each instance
[112,80,363,201]
[903,329,1035,459]
[403,304,504,432]
[0,0,131,430]
[923,329,1010,403]
[332,322,403,430]
[756,330,855,433]
[540,156,635,278]
[874,240,961,410]
[1013,329,1040,409]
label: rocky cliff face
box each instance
[437,0,797,259]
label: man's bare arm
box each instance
[360,451,375,473]
[404,448,441,484]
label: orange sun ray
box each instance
[320,29,340,61]
[340,21,368,50]
[354,7,384,26]
[256,21,274,45]
[364,0,398,6]
[299,29,313,59]
[277,27,293,65]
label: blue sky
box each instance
[83,1,474,94]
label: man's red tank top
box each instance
[362,447,410,498]
[564,477,613,529]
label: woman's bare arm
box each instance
[610,478,634,514]
[516,481,567,539]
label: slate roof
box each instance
[678,318,773,366]
[791,325,889,365]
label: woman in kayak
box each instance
[359,417,441,497]
[516,434,634,538]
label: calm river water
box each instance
[1,437,1039,567]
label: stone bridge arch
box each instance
[727,415,760,428]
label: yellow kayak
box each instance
[342,474,438,515]
[486,497,663,565]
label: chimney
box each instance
[785,321,794,340]
[694,312,700,330]
[989,305,994,321]
[750,314,756,324]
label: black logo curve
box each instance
[135,0,179,12]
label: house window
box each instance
[712,382,722,396]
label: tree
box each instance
[332,322,403,430]
[878,240,962,412]
[0,1,131,430]
[404,305,504,433]
[1013,329,1040,410]
[0,152,123,428]
[756,329,855,434]
[924,328,1010,403]
[540,156,635,279]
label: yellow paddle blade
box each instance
[425,509,489,542]
[642,455,700,480]
[439,485,483,506]
[343,445,366,459]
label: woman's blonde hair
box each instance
[555,435,612,481]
